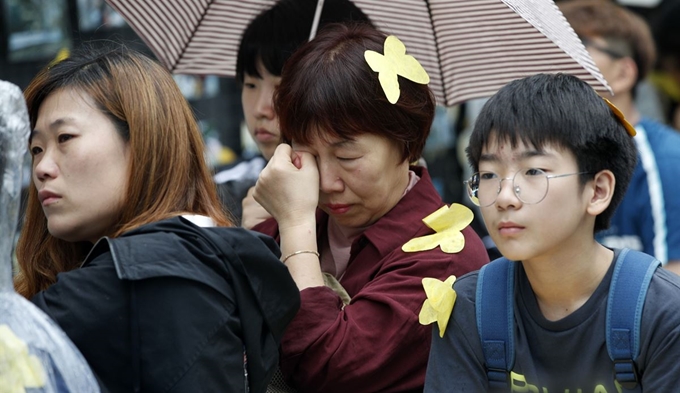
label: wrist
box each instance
[277,211,317,233]
[282,250,320,264]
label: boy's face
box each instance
[241,59,282,161]
[477,137,593,262]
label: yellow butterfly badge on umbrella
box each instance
[364,35,430,104]
[603,97,637,137]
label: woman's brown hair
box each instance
[274,23,435,163]
[15,45,232,298]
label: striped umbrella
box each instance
[105,0,610,107]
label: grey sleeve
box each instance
[638,270,680,392]
[424,275,489,392]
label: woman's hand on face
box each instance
[253,144,319,229]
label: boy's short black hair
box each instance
[466,73,637,232]
[236,0,372,83]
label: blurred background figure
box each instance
[649,0,680,130]
[14,45,299,392]
[0,79,99,392]
[214,0,373,225]
[560,0,680,273]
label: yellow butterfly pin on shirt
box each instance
[419,275,457,337]
[364,35,430,104]
[402,204,474,254]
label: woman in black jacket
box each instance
[15,45,300,392]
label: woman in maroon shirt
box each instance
[248,23,489,392]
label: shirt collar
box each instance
[353,166,443,258]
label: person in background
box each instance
[14,45,299,392]
[249,23,489,392]
[560,0,680,274]
[425,72,680,392]
[650,0,680,130]
[214,0,372,225]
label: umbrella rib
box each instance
[424,0,448,107]
[173,0,215,74]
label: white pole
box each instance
[308,0,325,41]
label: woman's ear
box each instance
[587,170,616,216]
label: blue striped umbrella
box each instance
[105,0,610,107]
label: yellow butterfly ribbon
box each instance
[402,204,474,254]
[364,35,430,104]
[0,324,46,390]
[603,97,636,137]
[419,275,457,337]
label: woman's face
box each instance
[293,132,410,228]
[30,88,130,243]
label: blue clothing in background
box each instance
[598,118,680,264]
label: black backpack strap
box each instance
[607,249,660,391]
[476,257,516,389]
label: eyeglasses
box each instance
[580,37,629,60]
[464,168,590,207]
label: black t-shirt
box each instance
[425,250,680,392]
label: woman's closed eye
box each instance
[58,134,74,143]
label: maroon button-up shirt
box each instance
[253,166,489,392]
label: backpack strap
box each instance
[606,249,660,391]
[476,257,516,389]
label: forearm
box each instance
[278,216,324,290]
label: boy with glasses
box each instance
[560,0,680,274]
[424,73,680,391]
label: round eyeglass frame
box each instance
[464,168,591,207]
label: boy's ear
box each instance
[586,170,616,216]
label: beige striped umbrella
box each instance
[105,0,610,107]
